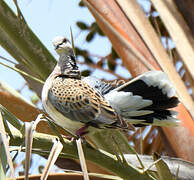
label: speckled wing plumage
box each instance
[48,76,121,127]
[82,76,125,95]
[101,79,126,95]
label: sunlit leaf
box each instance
[76,21,89,30]
[86,31,95,42]
[111,47,119,60]
[107,57,116,71]
[85,57,93,64]
[0,104,22,131]
[153,153,174,180]
[81,70,91,77]
[0,135,7,180]
[78,1,85,7]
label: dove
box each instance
[41,36,179,137]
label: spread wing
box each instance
[48,76,119,125]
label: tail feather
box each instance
[105,71,180,126]
[124,109,180,127]
[124,109,179,126]
[115,71,179,109]
[104,91,152,112]
[125,117,179,126]
[121,110,154,117]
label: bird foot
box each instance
[75,125,89,137]
[75,125,89,143]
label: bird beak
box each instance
[55,45,59,50]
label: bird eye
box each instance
[63,38,67,43]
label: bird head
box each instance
[52,36,72,55]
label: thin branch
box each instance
[0,55,17,65]
[78,61,126,80]
[0,61,44,84]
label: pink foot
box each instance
[75,125,89,138]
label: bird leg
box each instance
[75,124,89,138]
